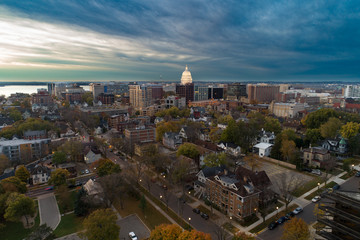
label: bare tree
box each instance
[160,186,171,210]
[322,158,337,185]
[276,173,302,210]
[98,173,126,208]
[213,219,230,240]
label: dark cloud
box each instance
[1,0,360,81]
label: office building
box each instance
[344,85,360,98]
[227,83,247,100]
[208,87,224,99]
[248,84,280,103]
[269,102,305,118]
[129,84,152,108]
[124,126,156,144]
[194,85,209,101]
[176,83,194,104]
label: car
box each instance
[277,216,287,224]
[302,167,312,172]
[128,231,138,240]
[193,208,200,214]
[311,169,321,176]
[293,207,303,215]
[332,184,340,190]
[268,221,277,230]
[312,196,321,203]
[162,185,168,190]
[284,212,294,220]
[200,212,209,220]
[185,184,194,191]
[85,169,90,174]
[356,171,360,177]
[45,186,54,191]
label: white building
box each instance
[180,65,193,85]
[269,102,305,118]
[344,85,360,98]
[30,165,51,185]
[253,142,273,157]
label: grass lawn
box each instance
[249,204,298,234]
[222,222,239,234]
[114,196,171,230]
[305,181,337,200]
[56,190,77,214]
[197,204,220,220]
[53,213,83,238]
[293,177,324,197]
[0,205,40,240]
[340,171,356,180]
[235,214,259,227]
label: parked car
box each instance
[268,221,278,230]
[85,169,90,174]
[312,196,321,203]
[45,186,54,191]
[277,216,287,224]
[311,169,321,176]
[356,171,360,177]
[293,207,303,215]
[302,167,312,172]
[193,208,200,214]
[128,232,138,240]
[285,211,295,220]
[200,212,209,220]
[332,184,340,190]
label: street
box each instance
[38,194,61,230]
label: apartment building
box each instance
[124,126,155,144]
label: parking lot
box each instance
[118,214,150,240]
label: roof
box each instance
[84,179,103,195]
[163,132,180,139]
[253,142,273,149]
[304,147,329,155]
[0,138,50,146]
[194,139,220,152]
[30,165,51,175]
[201,166,227,178]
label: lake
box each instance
[0,85,90,97]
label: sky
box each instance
[0,0,359,83]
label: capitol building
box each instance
[180,65,192,85]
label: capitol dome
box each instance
[180,65,192,85]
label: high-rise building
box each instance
[180,65,193,85]
[147,84,163,100]
[208,87,224,99]
[90,83,104,99]
[176,83,194,104]
[227,83,247,100]
[247,84,280,103]
[129,84,152,108]
[32,89,53,106]
[344,85,360,98]
[194,85,209,101]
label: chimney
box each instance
[224,169,228,175]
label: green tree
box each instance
[0,154,10,174]
[81,208,119,240]
[320,117,342,139]
[48,169,70,186]
[53,151,67,165]
[156,121,180,141]
[264,117,282,135]
[177,143,200,160]
[4,193,35,226]
[81,92,94,106]
[1,176,27,193]
[94,158,121,177]
[9,108,22,122]
[203,152,228,167]
[340,122,360,139]
[56,185,73,213]
[281,217,310,240]
[280,139,297,163]
[139,194,147,213]
[15,165,30,183]
[305,129,322,146]
[302,108,339,129]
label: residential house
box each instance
[253,142,273,157]
[84,147,102,165]
[162,132,182,150]
[30,165,51,185]
[321,138,347,154]
[258,128,275,144]
[179,126,191,140]
[303,146,331,168]
[23,130,47,140]
[217,141,242,157]
[199,128,211,142]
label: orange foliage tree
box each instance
[281,217,310,240]
[149,224,211,240]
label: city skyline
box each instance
[0,1,360,83]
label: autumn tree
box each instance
[156,121,181,141]
[276,173,301,210]
[209,127,222,143]
[93,158,121,177]
[15,165,30,183]
[58,140,83,162]
[320,117,342,139]
[340,122,360,139]
[264,117,282,135]
[281,217,310,240]
[170,157,192,191]
[98,173,126,208]
[52,151,67,165]
[1,176,27,193]
[48,169,70,186]
[280,139,297,163]
[302,108,339,129]
[94,137,108,158]
[203,152,228,167]
[304,129,322,146]
[149,224,211,240]
[0,154,10,174]
[4,193,35,226]
[243,155,262,171]
[232,232,256,240]
[177,143,200,160]
[178,229,212,240]
[81,208,119,240]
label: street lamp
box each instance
[229,216,232,220]
[276,206,279,218]
[160,195,163,200]
[352,164,355,171]
[317,182,320,193]
[188,217,191,227]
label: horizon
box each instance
[1,1,360,82]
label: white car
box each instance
[312,196,321,203]
[293,207,303,215]
[311,169,321,176]
[129,232,138,240]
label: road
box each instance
[38,194,61,230]
[257,176,360,240]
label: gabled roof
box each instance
[30,165,51,175]
[201,165,227,178]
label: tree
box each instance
[15,165,30,183]
[280,139,297,163]
[340,122,360,139]
[48,169,70,186]
[149,224,182,240]
[264,117,282,135]
[209,127,222,143]
[139,194,147,213]
[177,143,200,160]
[178,229,212,240]
[4,193,35,226]
[171,157,192,192]
[0,154,10,174]
[302,108,339,129]
[276,173,301,210]
[58,140,83,162]
[53,151,67,165]
[322,158,337,185]
[56,185,72,213]
[74,188,90,216]
[9,108,22,122]
[232,232,256,240]
[93,158,121,177]
[281,217,310,240]
[203,152,228,167]
[25,224,55,240]
[305,129,322,146]
[81,208,119,240]
[243,155,262,171]
[156,121,180,141]
[1,176,27,193]
[94,137,108,158]
[98,173,126,208]
[81,92,94,106]
[320,117,342,139]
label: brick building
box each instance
[31,89,53,106]
[176,83,194,104]
[97,93,115,105]
[124,126,155,144]
[247,84,280,103]
[303,146,331,168]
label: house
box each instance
[303,146,331,168]
[162,132,182,150]
[179,127,191,140]
[194,166,273,220]
[258,128,275,144]
[83,178,103,203]
[58,162,77,178]
[321,138,347,154]
[199,128,211,142]
[217,141,241,157]
[30,165,51,185]
[23,130,47,140]
[0,168,15,181]
[253,142,273,157]
[84,147,102,165]
[134,143,158,157]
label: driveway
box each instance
[38,194,61,230]
[118,214,150,240]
